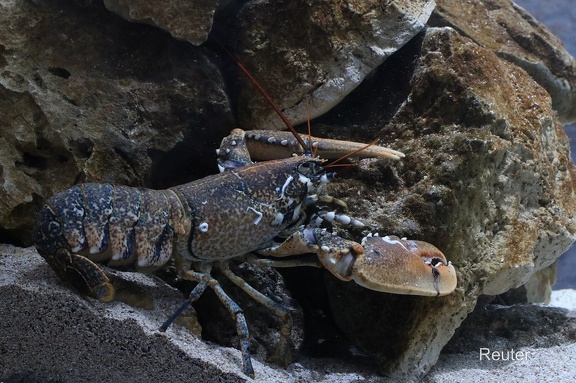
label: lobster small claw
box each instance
[316,233,457,297]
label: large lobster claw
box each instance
[256,228,457,296]
[315,232,457,297]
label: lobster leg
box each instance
[159,280,209,332]
[163,259,296,374]
[177,266,255,378]
[219,264,294,368]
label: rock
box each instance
[499,262,557,304]
[0,0,234,244]
[444,302,576,354]
[311,26,576,380]
[2,0,576,382]
[103,0,222,45]
[431,0,576,124]
[220,0,435,130]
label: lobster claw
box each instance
[317,233,457,297]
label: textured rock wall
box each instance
[321,26,576,379]
[1,0,576,381]
[432,0,576,124]
[0,0,234,244]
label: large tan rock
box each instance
[321,26,576,379]
[431,0,576,124]
[229,0,435,130]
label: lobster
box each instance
[31,50,457,379]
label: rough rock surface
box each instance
[444,302,576,353]
[0,0,233,242]
[311,26,576,379]
[1,0,576,382]
[431,0,576,124]
[225,0,435,130]
[516,0,576,295]
[103,0,222,45]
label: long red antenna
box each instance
[211,36,310,153]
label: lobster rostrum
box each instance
[32,58,457,380]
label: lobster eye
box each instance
[297,160,320,176]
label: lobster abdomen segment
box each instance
[32,184,185,270]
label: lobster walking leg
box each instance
[159,280,209,332]
[177,266,255,378]
[219,264,294,367]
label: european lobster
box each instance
[31,47,457,379]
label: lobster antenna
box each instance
[211,36,310,154]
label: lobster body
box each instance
[32,154,324,297]
[173,156,322,262]
[31,129,457,377]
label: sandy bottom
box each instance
[424,289,576,383]
[2,244,575,383]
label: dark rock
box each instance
[220,0,435,131]
[444,302,576,353]
[103,0,225,45]
[0,0,234,244]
